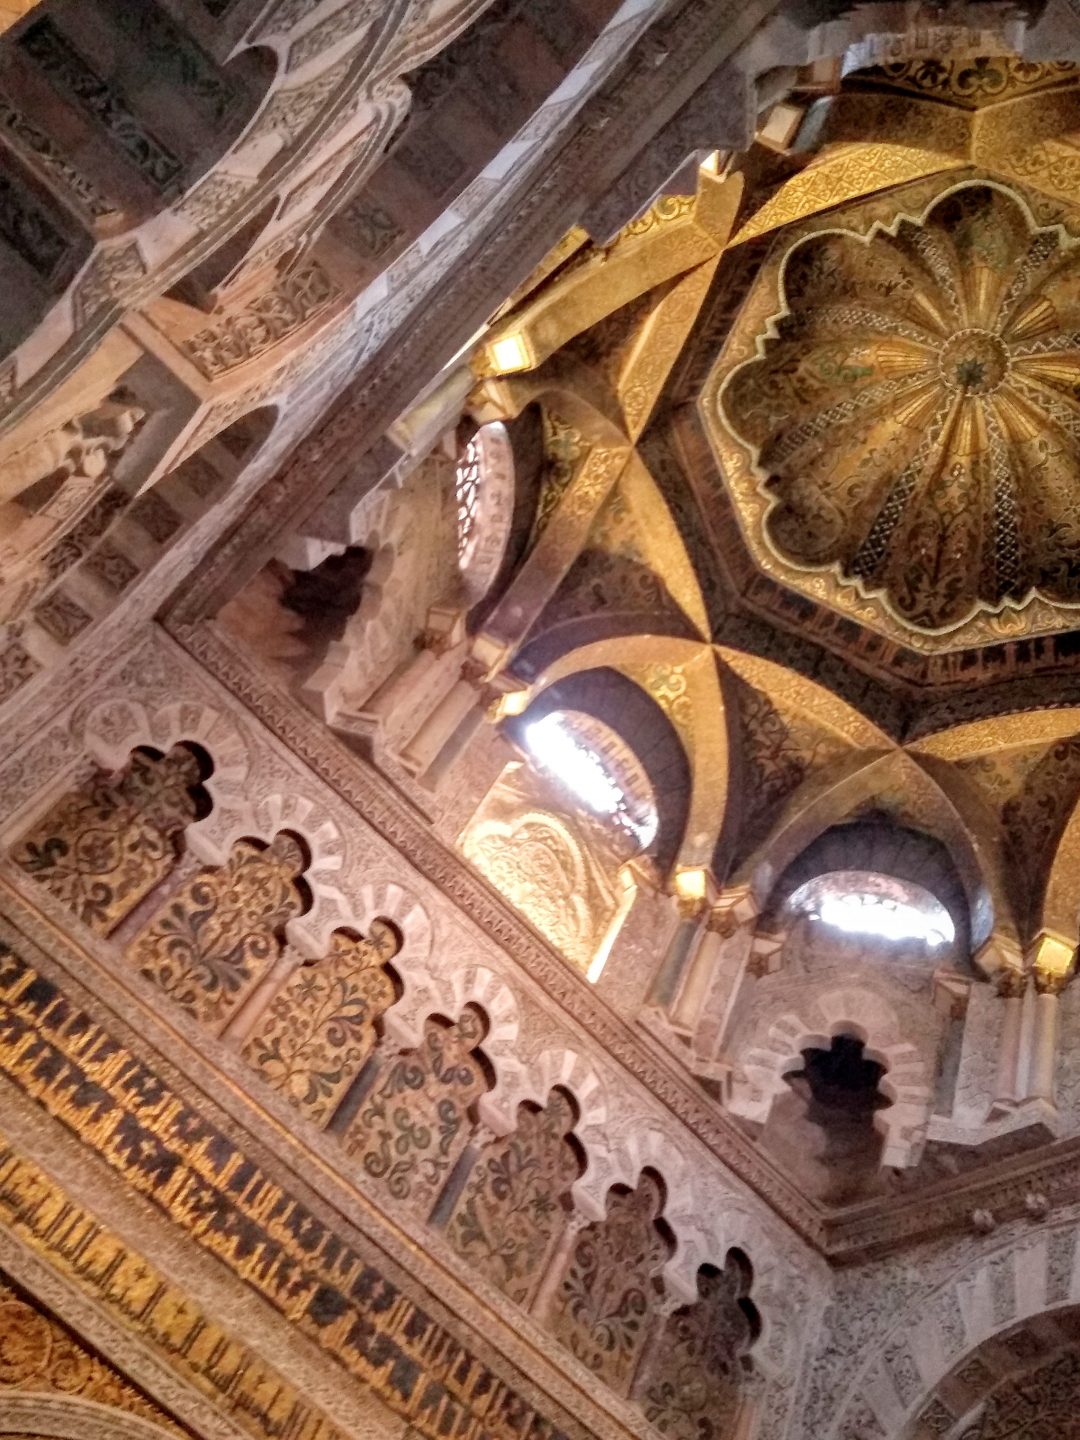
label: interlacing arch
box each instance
[821,1215,1080,1440]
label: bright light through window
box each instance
[525,712,657,847]
[455,435,482,566]
[813,890,954,947]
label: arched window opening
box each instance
[280,545,375,651]
[788,872,955,950]
[453,421,515,606]
[523,708,658,853]
[768,819,971,969]
[763,1033,894,1206]
[455,431,482,565]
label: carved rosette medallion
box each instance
[709,182,1080,647]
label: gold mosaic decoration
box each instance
[244,922,399,1125]
[13,747,203,936]
[128,833,308,1031]
[714,180,1080,643]
[857,57,1080,109]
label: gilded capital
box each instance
[1034,969,1071,997]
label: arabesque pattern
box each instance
[549,1173,672,1393]
[244,921,399,1124]
[721,183,1080,633]
[129,833,308,1030]
[445,1089,583,1306]
[14,746,203,935]
[343,1006,490,1218]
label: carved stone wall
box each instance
[343,1005,492,1220]
[129,831,309,1031]
[0,625,823,1432]
[243,921,399,1124]
[13,744,205,934]
[548,1172,672,1395]
[444,1088,583,1307]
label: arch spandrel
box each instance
[477,170,741,381]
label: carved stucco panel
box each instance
[0,624,823,1358]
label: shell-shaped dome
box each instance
[720,183,1080,633]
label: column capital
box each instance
[707,884,758,936]
[1035,970,1071,997]
[671,866,718,921]
[994,966,1029,999]
[1027,929,1075,992]
[565,1209,594,1237]
[418,605,467,655]
[460,655,491,689]
[974,932,1024,977]
[932,967,971,1018]
[469,1120,503,1150]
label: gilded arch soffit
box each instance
[731,748,997,946]
[527,449,709,648]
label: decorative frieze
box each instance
[183,263,339,378]
[32,589,92,644]
[0,95,116,220]
[74,242,148,324]
[287,0,378,70]
[21,19,182,191]
[0,1139,349,1440]
[0,935,585,1440]
[0,637,39,704]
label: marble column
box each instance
[652,902,708,1010]
[1029,969,1068,1109]
[363,638,445,723]
[529,1211,592,1326]
[669,923,722,1031]
[992,966,1028,1112]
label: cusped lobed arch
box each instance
[79,696,250,853]
[728,986,936,1169]
[79,694,357,959]
[379,960,524,1127]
